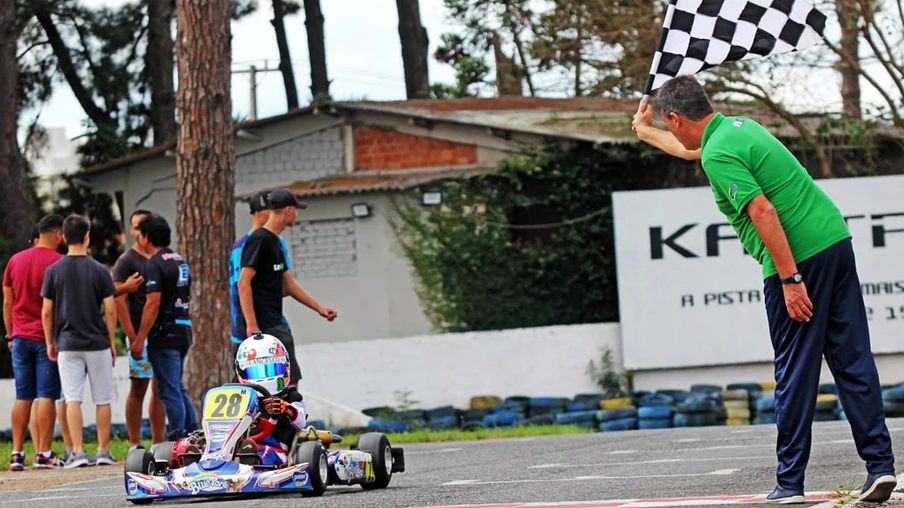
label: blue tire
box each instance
[636,393,675,407]
[690,384,722,394]
[676,399,715,414]
[425,405,458,420]
[425,415,460,430]
[554,410,598,425]
[525,414,555,426]
[638,406,675,419]
[753,413,777,425]
[638,418,672,430]
[597,406,638,422]
[600,417,638,432]
[673,412,716,427]
[483,411,524,427]
[883,387,904,403]
[567,402,594,412]
[755,397,775,412]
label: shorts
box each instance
[58,349,115,405]
[262,325,302,384]
[125,337,154,379]
[11,338,61,400]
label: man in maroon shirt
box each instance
[2,215,66,470]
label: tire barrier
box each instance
[673,412,717,427]
[597,406,638,422]
[635,393,675,407]
[883,401,904,418]
[690,384,722,394]
[638,405,674,430]
[600,397,634,410]
[470,395,504,409]
[600,417,638,432]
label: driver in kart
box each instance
[234,333,308,466]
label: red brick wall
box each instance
[354,127,478,170]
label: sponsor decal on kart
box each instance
[128,473,169,494]
[293,470,309,487]
[255,464,307,488]
[127,478,138,496]
[185,476,231,495]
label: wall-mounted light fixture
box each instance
[351,202,371,218]
[421,189,442,207]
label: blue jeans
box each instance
[11,338,61,400]
[147,347,198,437]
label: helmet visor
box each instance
[240,361,287,381]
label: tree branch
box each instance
[16,40,49,59]
[33,1,113,127]
[823,36,903,127]
[711,81,833,178]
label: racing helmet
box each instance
[234,333,292,395]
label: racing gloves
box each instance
[263,397,299,420]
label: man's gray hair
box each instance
[651,75,715,121]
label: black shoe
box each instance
[859,472,897,503]
[236,439,259,466]
[766,486,806,504]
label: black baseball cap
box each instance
[249,191,270,214]
[268,189,307,210]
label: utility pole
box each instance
[232,62,279,120]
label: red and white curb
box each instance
[423,492,838,508]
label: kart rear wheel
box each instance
[357,433,392,489]
[152,441,175,469]
[296,441,327,497]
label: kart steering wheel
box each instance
[221,383,277,442]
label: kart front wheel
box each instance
[152,441,175,469]
[297,441,327,497]
[357,432,392,489]
[125,449,156,475]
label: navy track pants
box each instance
[764,238,895,490]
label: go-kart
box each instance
[124,383,405,503]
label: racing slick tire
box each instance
[297,441,327,497]
[125,449,157,504]
[358,432,392,490]
[152,441,175,469]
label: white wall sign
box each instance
[613,174,904,370]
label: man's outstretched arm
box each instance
[632,100,701,161]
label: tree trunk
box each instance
[836,0,862,120]
[147,0,177,144]
[395,0,429,99]
[175,0,236,411]
[303,0,329,99]
[0,0,38,254]
[32,0,114,129]
[272,0,299,109]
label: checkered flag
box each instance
[644,0,828,95]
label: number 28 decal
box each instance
[204,388,251,420]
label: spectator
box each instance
[238,189,337,388]
[2,215,66,470]
[634,76,896,503]
[41,214,118,469]
[131,215,197,439]
[112,210,166,452]
[229,192,295,358]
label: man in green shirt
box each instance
[632,75,896,504]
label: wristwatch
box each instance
[781,272,804,285]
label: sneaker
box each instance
[859,473,897,503]
[8,452,26,471]
[61,449,73,463]
[33,452,64,469]
[766,486,806,504]
[63,451,97,469]
[96,451,118,466]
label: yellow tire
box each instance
[816,394,838,403]
[727,417,750,426]
[599,397,634,410]
[727,408,751,420]
[469,396,503,409]
[721,389,748,401]
[759,381,777,390]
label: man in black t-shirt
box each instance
[112,209,166,451]
[132,215,197,439]
[238,188,337,386]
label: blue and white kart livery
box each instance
[124,383,405,504]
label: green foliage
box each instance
[434,33,491,97]
[586,346,630,398]
[50,175,124,266]
[392,144,688,333]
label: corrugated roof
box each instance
[239,165,492,200]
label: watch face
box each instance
[794,273,803,282]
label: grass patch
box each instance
[0,438,144,470]
[829,476,861,506]
[331,424,593,448]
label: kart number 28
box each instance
[204,388,250,420]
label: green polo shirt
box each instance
[700,113,851,278]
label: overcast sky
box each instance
[26,0,460,138]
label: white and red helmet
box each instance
[234,333,291,395]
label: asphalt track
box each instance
[2,419,903,508]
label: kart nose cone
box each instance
[198,458,229,471]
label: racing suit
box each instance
[251,387,307,466]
